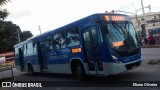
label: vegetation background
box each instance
[0,0,33,53]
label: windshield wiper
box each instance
[111,21,130,49]
[111,21,127,38]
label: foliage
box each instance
[0,9,9,20]
[0,0,33,53]
[21,31,33,41]
[0,21,33,53]
[0,0,10,20]
[0,0,10,6]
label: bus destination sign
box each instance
[105,15,126,21]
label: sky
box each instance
[2,0,160,36]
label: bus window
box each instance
[60,32,66,49]
[33,42,37,54]
[98,27,104,43]
[67,28,80,47]
[15,48,19,57]
[53,32,66,49]
[27,42,33,55]
[23,45,27,56]
[91,28,98,48]
[46,36,53,50]
[53,33,60,49]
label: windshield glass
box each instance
[106,21,140,51]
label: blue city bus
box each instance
[14,13,142,80]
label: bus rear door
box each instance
[18,48,24,71]
[38,42,48,72]
[82,26,104,75]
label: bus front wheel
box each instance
[75,62,86,80]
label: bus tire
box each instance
[28,64,35,76]
[75,62,86,80]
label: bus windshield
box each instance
[106,21,140,51]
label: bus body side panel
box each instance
[46,48,71,74]
[45,46,86,74]
[26,55,40,72]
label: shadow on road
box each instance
[14,70,142,82]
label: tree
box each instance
[21,31,33,41]
[0,9,9,20]
[0,21,18,52]
[0,0,10,6]
[0,0,33,53]
[0,21,33,53]
[0,0,10,20]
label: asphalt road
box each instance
[1,48,160,90]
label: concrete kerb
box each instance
[141,45,160,48]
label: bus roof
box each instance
[14,13,129,48]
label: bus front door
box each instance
[83,26,104,75]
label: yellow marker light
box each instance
[78,48,81,52]
[72,48,82,53]
[105,15,110,21]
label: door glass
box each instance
[83,31,95,71]
[90,28,103,71]
[83,26,104,74]
[91,28,98,48]
[83,31,90,49]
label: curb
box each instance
[141,45,160,48]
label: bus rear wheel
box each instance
[75,62,86,80]
[28,64,34,76]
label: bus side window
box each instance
[53,33,61,49]
[59,31,66,49]
[33,42,37,54]
[15,48,19,57]
[91,28,99,48]
[23,45,27,56]
[27,42,33,55]
[67,28,80,47]
[53,32,66,49]
[46,36,53,50]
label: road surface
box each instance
[1,48,160,90]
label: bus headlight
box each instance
[112,55,121,63]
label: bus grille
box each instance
[115,48,140,57]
